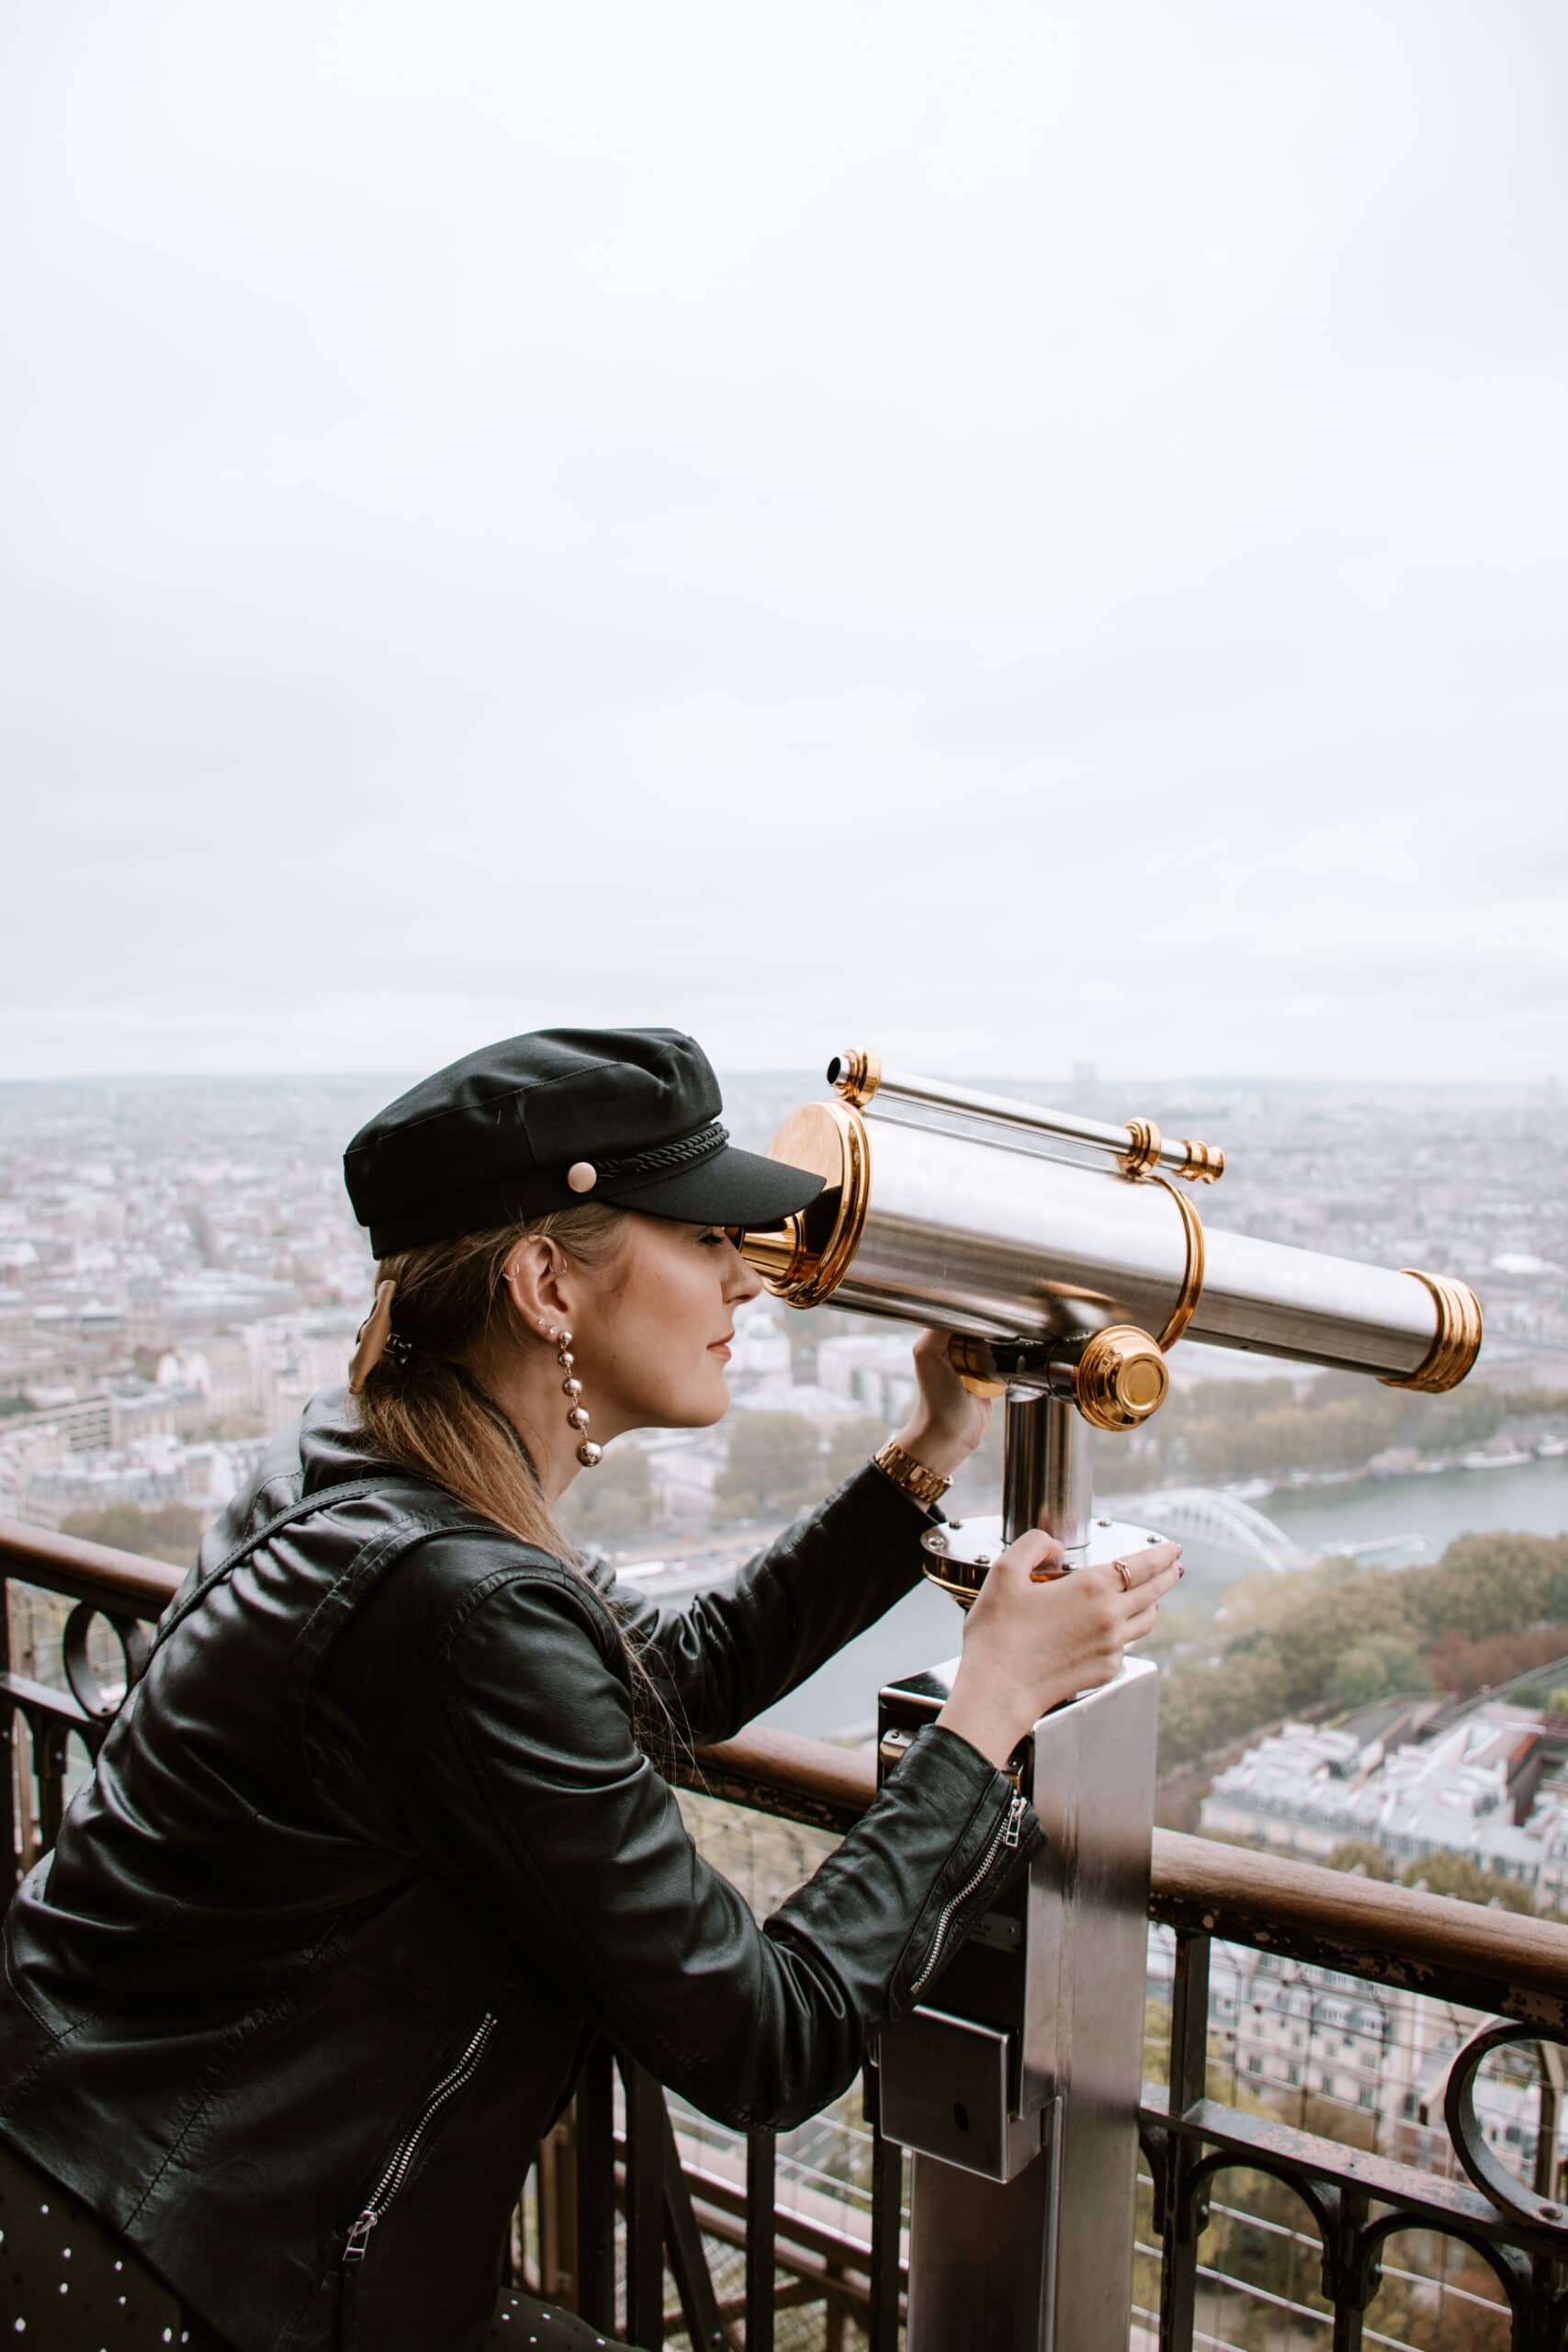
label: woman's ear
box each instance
[502,1238,576,1339]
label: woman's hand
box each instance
[937,1531,1183,1770]
[890,1329,992,1482]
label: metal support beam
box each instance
[625,2058,666,2346]
[1159,1931,1212,2351]
[574,2043,617,2332]
[744,2126,776,2352]
[660,2107,729,2351]
[866,2102,904,2352]
[1002,1390,1090,1550]
[887,1392,1161,2351]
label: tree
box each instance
[1156,1528,1568,1771]
[1154,1371,1511,1486]
[1426,1624,1568,1699]
[1326,1636,1429,1712]
[1396,1381,1506,1451]
[1399,1852,1538,1916]
[1325,1840,1395,1881]
[1406,1532,1568,1644]
[61,1500,206,1566]
[714,1413,822,1522]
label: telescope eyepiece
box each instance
[827,1047,881,1106]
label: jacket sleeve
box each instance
[379,1563,1043,2133]
[584,1461,936,1745]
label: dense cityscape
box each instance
[3,1066,1563,1532]
[4,1064,1567,2341]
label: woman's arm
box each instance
[330,1495,1177,2133]
[374,1564,1040,2132]
[589,1460,935,1745]
[594,1329,994,1744]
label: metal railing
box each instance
[5,1514,1568,2349]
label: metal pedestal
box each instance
[877,1392,1162,2352]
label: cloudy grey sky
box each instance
[3,0,1564,1086]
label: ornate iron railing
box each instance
[5,1514,1568,2349]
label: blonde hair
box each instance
[353,1204,622,1557]
[352,1204,684,1757]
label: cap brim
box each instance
[597,1142,825,1227]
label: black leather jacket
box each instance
[0,1393,1042,2350]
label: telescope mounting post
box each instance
[876,1377,1163,2351]
[1003,1389,1091,1551]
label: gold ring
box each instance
[1113,1559,1133,1592]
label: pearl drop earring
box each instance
[556,1328,601,1468]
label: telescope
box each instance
[742,1046,1480,1594]
[739,1052,1483,2352]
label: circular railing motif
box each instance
[62,1602,151,1723]
[1443,2018,1568,2231]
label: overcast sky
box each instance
[3,0,1564,1088]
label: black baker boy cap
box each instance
[344,1026,826,1258]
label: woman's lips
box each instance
[708,1333,734,1358]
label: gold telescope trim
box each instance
[1149,1172,1205,1352]
[942,1328,1170,1429]
[1119,1118,1163,1178]
[1175,1136,1224,1183]
[738,1099,869,1308]
[1074,1325,1170,1431]
[1121,1115,1224,1183]
[946,1335,1010,1400]
[832,1042,1224,1183]
[918,1538,991,1613]
[1380,1270,1484,1394]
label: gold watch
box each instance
[873,1437,951,1510]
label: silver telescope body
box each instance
[799,1052,1484,2343]
[740,1046,1482,1399]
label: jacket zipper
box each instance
[343,2012,499,2265]
[908,1793,1027,2001]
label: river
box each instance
[756,1454,1568,1744]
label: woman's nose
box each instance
[728,1243,764,1304]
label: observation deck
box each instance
[4,1516,1567,2348]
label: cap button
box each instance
[566,1160,599,1193]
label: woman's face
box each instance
[577,1214,763,1436]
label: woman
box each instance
[0,1026,1179,2350]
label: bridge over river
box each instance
[1109,1487,1312,1573]
[760,1453,1568,1739]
